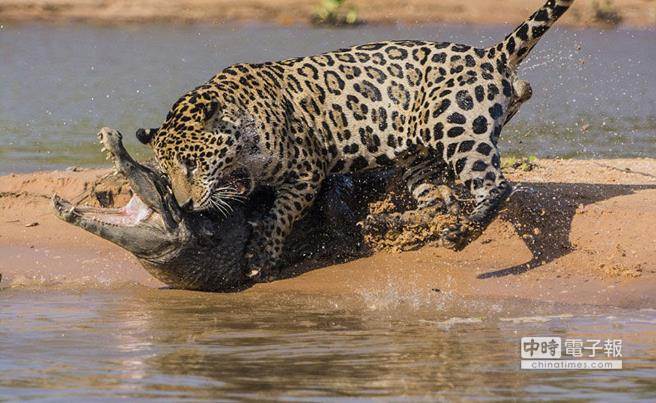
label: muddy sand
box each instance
[1,158,655,308]
[1,0,654,28]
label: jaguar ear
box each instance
[136,128,157,145]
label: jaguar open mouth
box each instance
[220,168,253,196]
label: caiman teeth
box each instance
[51,194,83,220]
[85,216,123,227]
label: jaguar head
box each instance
[137,86,255,213]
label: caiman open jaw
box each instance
[51,186,178,260]
[51,126,181,258]
[52,193,154,228]
[51,127,251,292]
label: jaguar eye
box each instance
[180,157,197,176]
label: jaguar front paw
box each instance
[244,247,277,283]
[243,224,281,282]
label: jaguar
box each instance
[136,0,575,280]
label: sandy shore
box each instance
[1,159,656,309]
[0,0,654,28]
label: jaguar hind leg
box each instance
[441,142,512,250]
[402,155,460,215]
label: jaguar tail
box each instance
[498,0,576,68]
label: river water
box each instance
[2,288,656,401]
[0,23,655,174]
[1,23,656,400]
